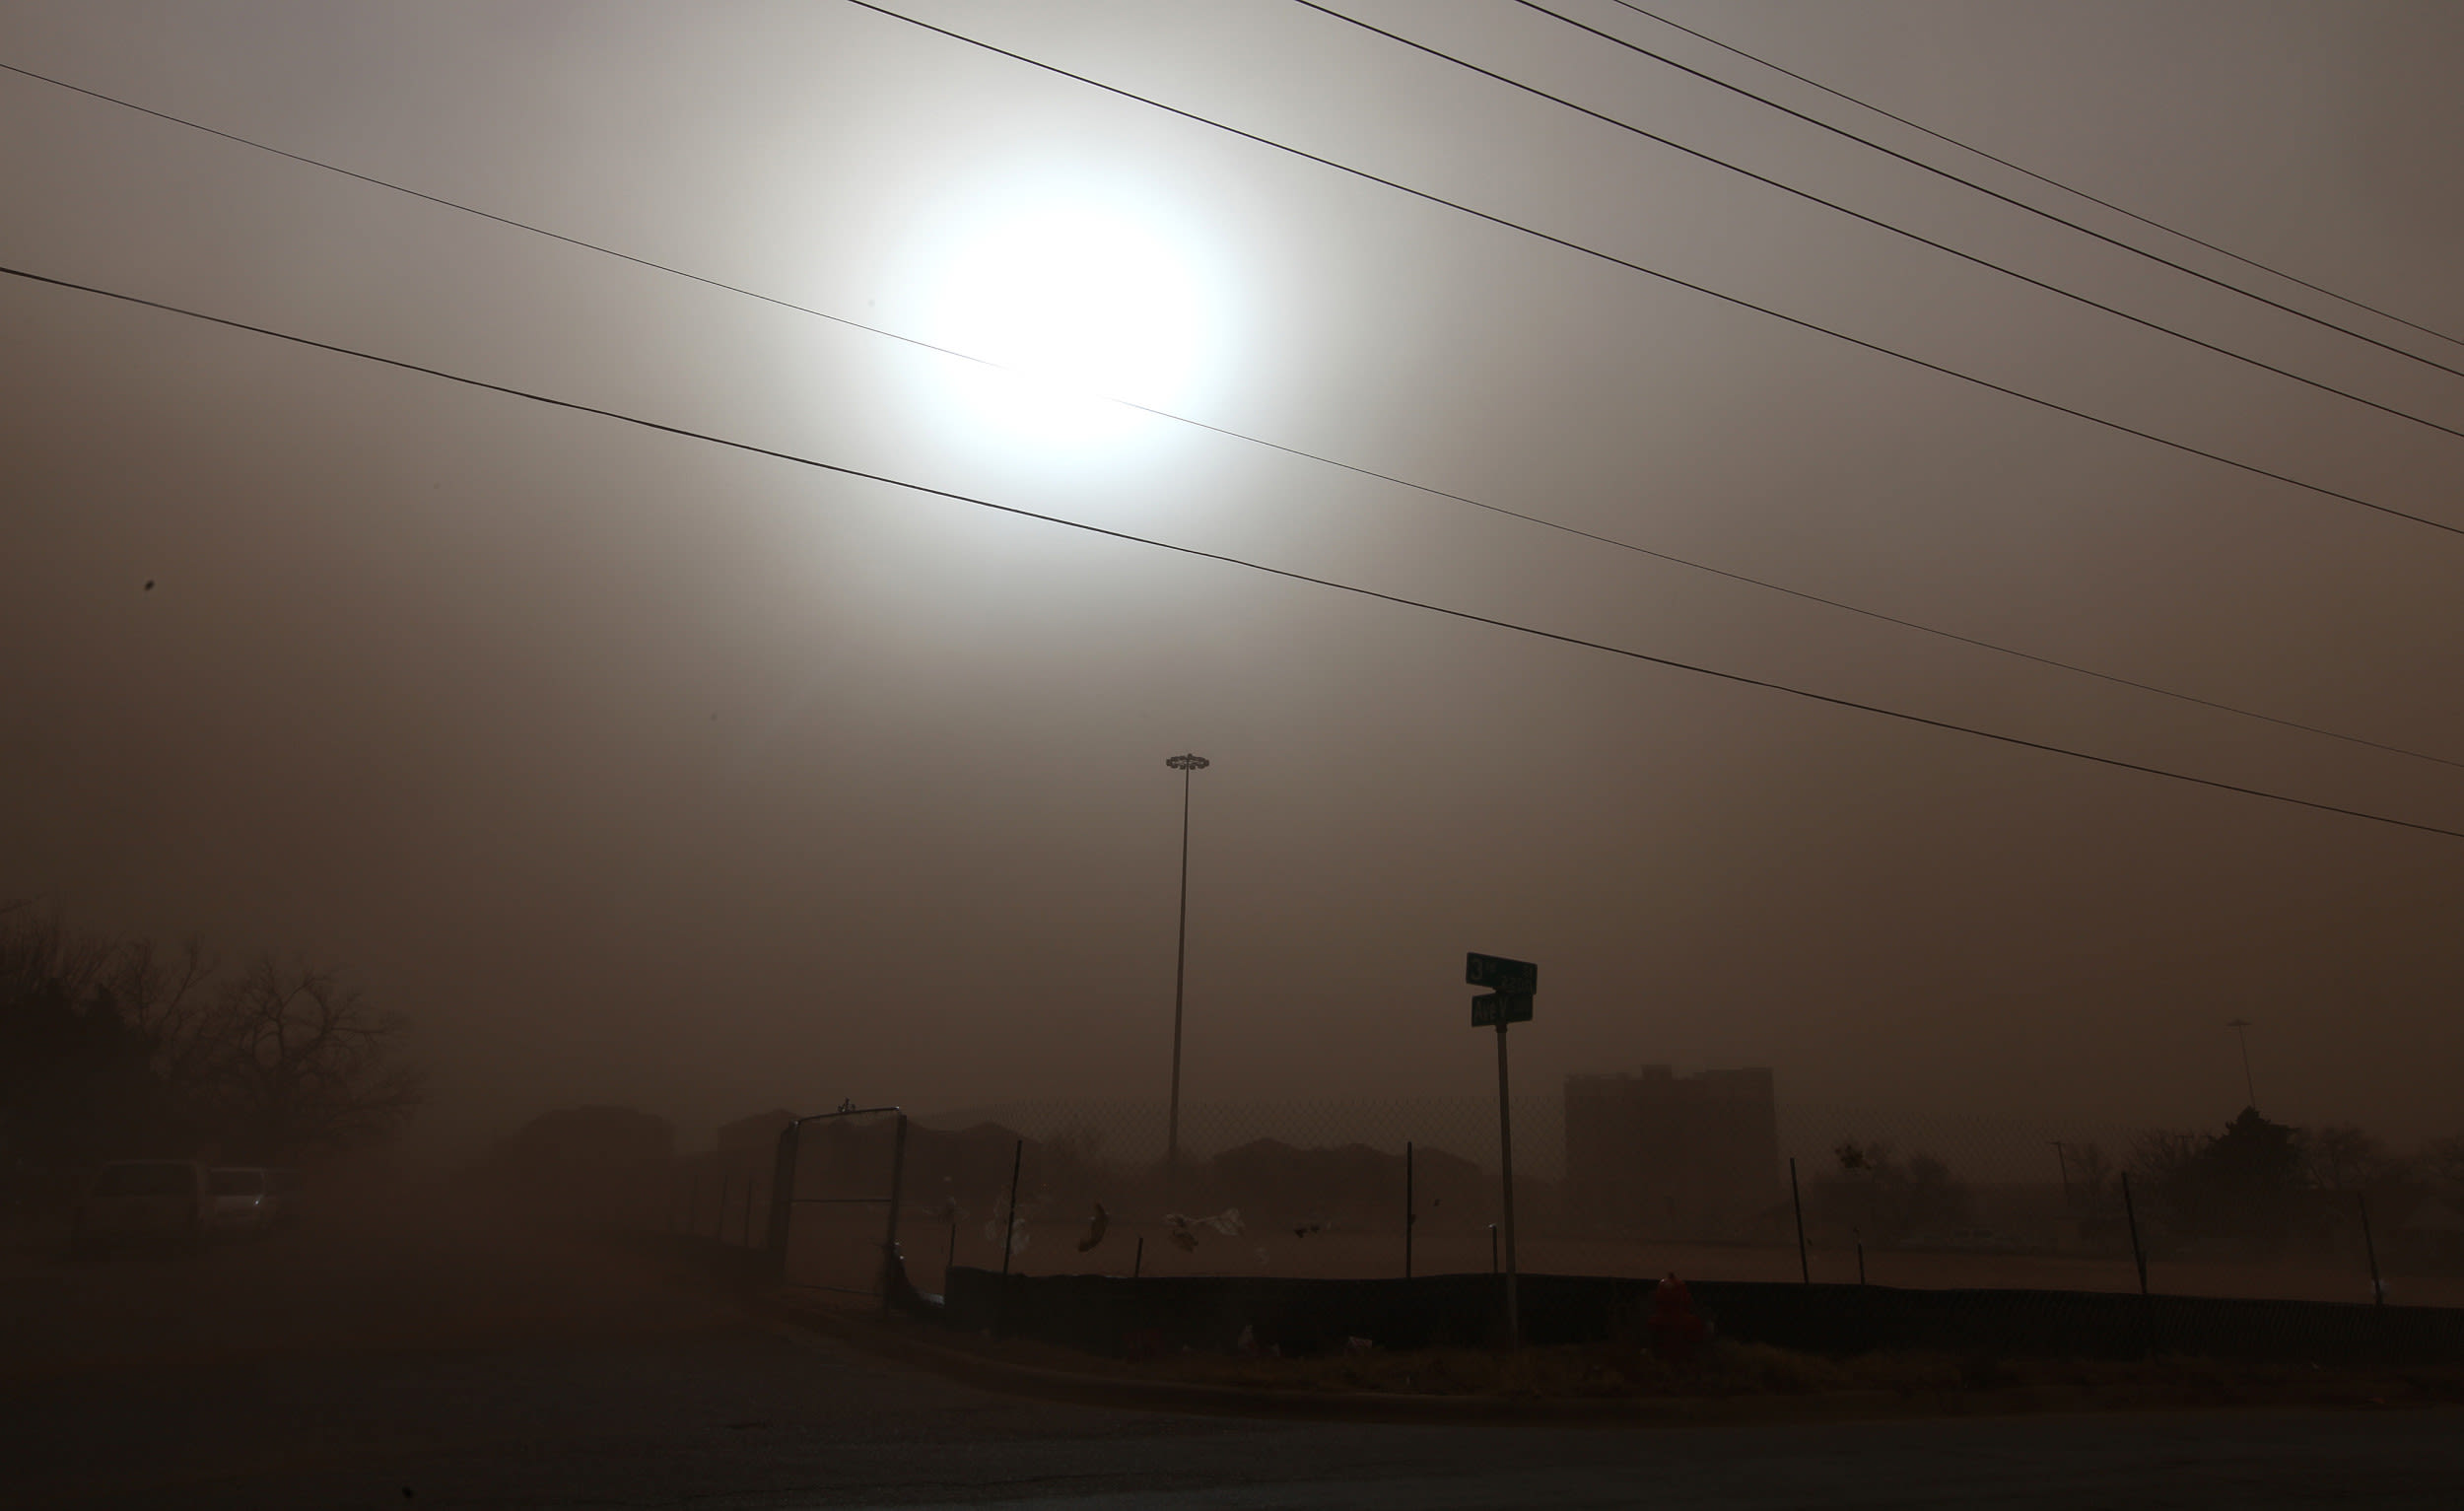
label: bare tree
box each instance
[6,909,425,1174]
[186,953,422,1161]
[2067,1140,2117,1215]
[2307,1124,2405,1191]
[2126,1128,2202,1189]
[2421,1135,2464,1197]
[0,902,112,1004]
[98,935,219,1086]
[2,905,189,1170]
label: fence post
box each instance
[995,1138,1023,1338]
[1133,1233,1143,1278]
[765,1121,801,1279]
[999,1138,1023,1277]
[1790,1157,1810,1284]
[1404,1140,1415,1280]
[2121,1171,2156,1356]
[881,1114,910,1310]
[2359,1192,2384,1306]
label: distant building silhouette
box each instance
[1564,1066,1780,1238]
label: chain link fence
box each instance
[666,1106,913,1303]
[885,1098,2463,1311]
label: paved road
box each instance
[6,1202,2459,1508]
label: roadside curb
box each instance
[774,1301,1931,1426]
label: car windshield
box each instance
[94,1163,194,1197]
[210,1169,266,1196]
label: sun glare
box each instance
[912,191,1220,447]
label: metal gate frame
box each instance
[765,1105,907,1306]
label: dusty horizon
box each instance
[6,1,2460,1169]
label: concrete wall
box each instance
[945,1266,2464,1367]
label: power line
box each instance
[836,0,2462,543]
[1292,0,2464,444]
[1537,0,2464,381]
[1603,1,2464,354]
[7,258,2459,844]
[5,52,2456,771]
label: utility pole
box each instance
[1164,753,1210,1169]
[2225,1018,2258,1110]
[1403,1140,1415,1280]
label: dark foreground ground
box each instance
[4,1190,2460,1509]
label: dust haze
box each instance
[4,0,2459,1167]
[11,10,2464,1507]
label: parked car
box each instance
[266,1166,306,1227]
[71,1160,212,1257]
[208,1166,282,1235]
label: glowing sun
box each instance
[917,194,1220,446]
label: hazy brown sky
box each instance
[4,1,2460,1158]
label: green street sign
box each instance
[1472,992,1534,1027]
[1466,953,1538,994]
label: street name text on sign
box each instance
[1471,993,1533,1027]
[1465,953,1538,994]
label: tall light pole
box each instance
[1164,753,1210,1169]
[2225,1018,2258,1111]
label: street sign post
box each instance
[1464,952,1536,1348]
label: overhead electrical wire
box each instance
[1290,0,2464,444]
[1602,0,2464,354]
[3,55,2457,773]
[834,0,2463,543]
[1532,0,2464,380]
[9,259,2460,845]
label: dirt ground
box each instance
[10,1193,2462,1509]
[0,1181,724,1384]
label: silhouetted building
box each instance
[1564,1066,1779,1238]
